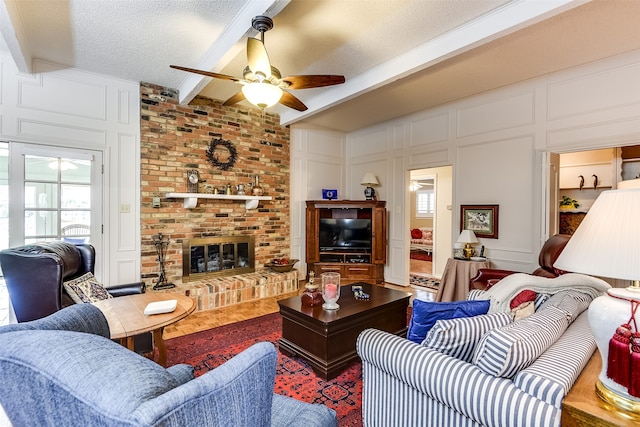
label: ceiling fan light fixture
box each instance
[242,82,283,108]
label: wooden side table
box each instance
[92,293,195,366]
[562,350,640,426]
[435,258,492,302]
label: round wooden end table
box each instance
[92,292,195,366]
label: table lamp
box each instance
[554,187,640,413]
[360,172,379,200]
[457,229,478,259]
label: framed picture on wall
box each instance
[460,205,499,239]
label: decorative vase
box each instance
[252,175,264,196]
[588,289,640,412]
[301,271,323,307]
[321,272,340,310]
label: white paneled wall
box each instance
[290,127,346,277]
[0,52,141,285]
[292,49,640,286]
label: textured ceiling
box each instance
[2,0,639,132]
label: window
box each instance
[416,189,434,218]
[7,143,102,248]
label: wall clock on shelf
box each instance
[187,169,199,193]
[206,138,237,171]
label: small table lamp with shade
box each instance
[360,172,379,200]
[553,186,640,414]
[457,229,478,259]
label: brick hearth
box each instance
[160,269,299,312]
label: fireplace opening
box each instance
[182,236,255,282]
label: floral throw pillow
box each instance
[63,272,113,304]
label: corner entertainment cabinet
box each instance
[306,200,387,284]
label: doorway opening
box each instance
[408,166,453,289]
[549,145,640,237]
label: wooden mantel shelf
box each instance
[165,192,272,210]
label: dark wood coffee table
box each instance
[278,282,411,380]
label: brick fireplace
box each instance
[139,82,292,290]
[182,235,255,282]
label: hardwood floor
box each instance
[410,259,432,276]
[163,283,417,340]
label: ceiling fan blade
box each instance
[279,91,307,111]
[247,37,271,79]
[282,75,345,90]
[170,65,242,83]
[223,92,246,106]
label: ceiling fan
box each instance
[170,15,345,111]
[409,180,424,191]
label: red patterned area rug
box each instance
[165,313,363,427]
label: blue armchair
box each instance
[0,304,338,427]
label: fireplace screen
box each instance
[182,236,255,281]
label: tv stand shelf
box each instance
[306,200,387,285]
[319,252,371,264]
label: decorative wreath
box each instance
[206,138,237,171]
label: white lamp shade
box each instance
[457,229,478,244]
[554,188,640,281]
[241,83,283,108]
[360,172,379,186]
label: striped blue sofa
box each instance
[356,292,596,427]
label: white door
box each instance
[8,143,103,256]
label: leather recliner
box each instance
[470,234,571,290]
[0,241,145,323]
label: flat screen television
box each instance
[319,218,372,252]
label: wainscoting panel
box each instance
[407,111,449,147]
[16,119,106,145]
[117,89,131,124]
[349,126,390,157]
[456,90,535,138]
[20,61,107,120]
[547,62,640,121]
[547,116,640,149]
[117,132,138,253]
[408,148,449,168]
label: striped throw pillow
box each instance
[467,289,488,301]
[423,312,512,362]
[472,305,571,378]
[538,290,591,321]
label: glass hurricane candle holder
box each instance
[321,272,341,310]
